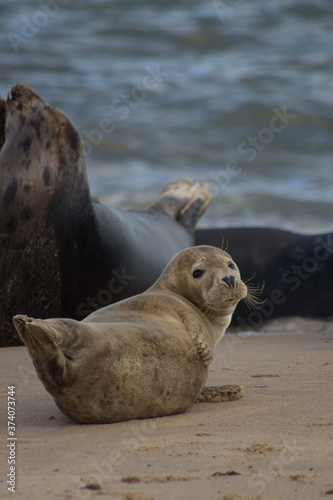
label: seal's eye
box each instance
[193,269,205,279]
[228,262,236,270]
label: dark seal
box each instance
[195,227,333,329]
[0,84,211,346]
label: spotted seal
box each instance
[0,83,211,347]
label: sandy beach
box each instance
[1,319,332,500]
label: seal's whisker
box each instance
[247,281,265,295]
[244,281,265,310]
[206,303,215,318]
[205,305,215,318]
[244,273,257,285]
[198,300,209,316]
[218,236,229,254]
[244,296,259,310]
[197,300,214,318]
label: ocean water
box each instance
[1,0,333,232]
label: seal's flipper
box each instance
[196,384,243,403]
[151,179,212,230]
[12,315,79,387]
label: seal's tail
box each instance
[12,315,80,386]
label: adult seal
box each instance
[0,83,211,347]
[3,84,332,346]
[13,245,248,424]
[195,227,333,329]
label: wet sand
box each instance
[0,319,332,500]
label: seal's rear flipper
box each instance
[12,315,78,387]
[152,179,212,230]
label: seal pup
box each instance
[13,245,248,424]
[0,83,211,347]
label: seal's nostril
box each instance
[222,275,235,288]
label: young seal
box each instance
[0,83,211,347]
[13,245,248,424]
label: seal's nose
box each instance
[222,275,235,288]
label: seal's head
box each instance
[2,83,87,190]
[155,245,248,318]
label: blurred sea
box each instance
[1,0,333,232]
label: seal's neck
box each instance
[204,300,241,347]
[207,313,232,346]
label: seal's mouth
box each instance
[201,280,248,317]
[221,276,245,299]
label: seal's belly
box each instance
[55,327,207,424]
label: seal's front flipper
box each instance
[151,179,212,230]
[196,384,243,403]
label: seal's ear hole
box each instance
[228,262,236,270]
[193,269,205,279]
